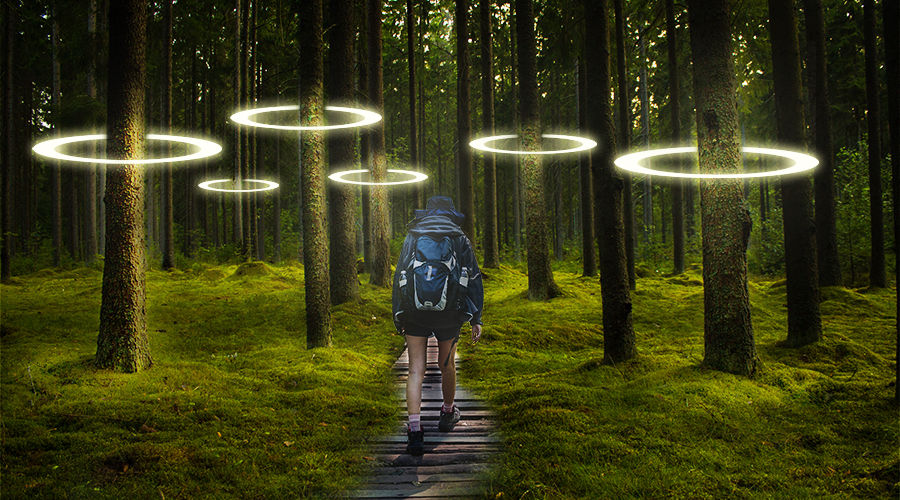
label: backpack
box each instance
[398,235,470,313]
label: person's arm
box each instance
[392,234,415,333]
[458,235,484,327]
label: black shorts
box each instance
[404,324,461,342]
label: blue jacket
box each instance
[392,209,484,333]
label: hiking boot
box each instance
[438,404,460,432]
[406,429,424,456]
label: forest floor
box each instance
[1,260,898,498]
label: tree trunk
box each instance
[326,0,360,304]
[366,0,391,286]
[510,13,522,260]
[456,0,477,243]
[232,0,243,251]
[95,0,151,372]
[688,0,757,376]
[769,0,821,347]
[864,0,886,288]
[481,0,500,268]
[639,34,652,248]
[584,0,635,363]
[881,0,899,402]
[241,0,252,258]
[614,0,636,289]
[358,13,372,269]
[407,0,423,211]
[577,58,597,277]
[516,0,560,300]
[299,0,332,348]
[803,0,841,286]
[1,3,13,281]
[162,0,175,270]
[51,2,62,267]
[667,0,685,274]
[82,0,99,263]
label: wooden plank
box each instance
[418,410,495,420]
[349,482,482,498]
[372,434,500,444]
[395,402,491,411]
[361,464,493,476]
[364,472,482,484]
[373,452,496,467]
[370,445,502,455]
[395,425,496,434]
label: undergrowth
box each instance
[463,264,899,499]
[1,263,405,498]
[1,261,897,498]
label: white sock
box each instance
[408,414,421,432]
[442,402,454,413]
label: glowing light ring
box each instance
[614,146,819,179]
[198,179,279,193]
[328,169,428,186]
[469,134,597,155]
[32,134,222,165]
[229,105,383,131]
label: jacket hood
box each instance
[408,211,466,237]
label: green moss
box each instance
[227,261,273,279]
[1,265,404,498]
[2,262,897,498]
[460,264,898,499]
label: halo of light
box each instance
[32,134,222,165]
[229,105,383,131]
[469,134,597,155]
[198,179,279,193]
[613,146,819,179]
[327,169,428,186]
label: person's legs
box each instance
[405,334,429,420]
[436,334,459,408]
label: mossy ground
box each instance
[1,263,405,498]
[465,264,898,499]
[1,261,898,498]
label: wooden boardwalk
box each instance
[349,336,498,499]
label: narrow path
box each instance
[349,336,499,499]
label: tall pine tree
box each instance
[95,0,151,372]
[688,0,757,375]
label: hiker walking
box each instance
[392,196,484,456]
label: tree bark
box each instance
[578,57,597,277]
[83,0,99,263]
[881,0,899,402]
[1,3,13,281]
[326,0,360,304]
[613,0,635,289]
[407,0,423,211]
[232,0,244,251]
[480,0,500,268]
[162,0,175,270]
[688,0,757,376]
[864,0,886,288]
[456,0,477,243]
[639,34,652,247]
[95,0,151,372]
[516,0,560,300]
[366,0,391,286]
[584,0,635,363]
[241,0,252,258]
[803,0,841,286]
[667,0,685,274]
[299,0,332,348]
[769,0,821,347]
[51,2,62,267]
